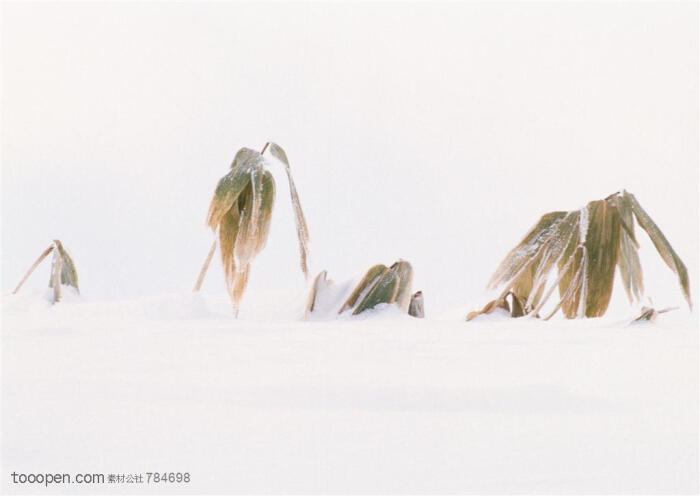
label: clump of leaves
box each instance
[305,260,422,318]
[194,142,310,316]
[13,240,79,304]
[472,190,691,321]
[338,261,414,315]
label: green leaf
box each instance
[339,264,387,314]
[253,170,276,254]
[353,269,400,315]
[268,142,289,167]
[230,148,259,169]
[207,149,264,230]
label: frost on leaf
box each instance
[472,190,691,321]
[198,143,309,316]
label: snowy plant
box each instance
[305,260,422,318]
[338,261,414,315]
[12,240,79,304]
[470,190,691,321]
[193,142,309,316]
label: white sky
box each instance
[2,2,697,316]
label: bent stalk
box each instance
[192,239,217,292]
[12,244,54,294]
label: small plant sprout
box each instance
[12,240,79,304]
[408,291,425,318]
[470,190,691,321]
[305,260,423,318]
[193,142,310,316]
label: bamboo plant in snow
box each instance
[12,240,79,304]
[194,142,310,316]
[469,190,691,321]
[305,260,424,318]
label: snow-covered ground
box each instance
[2,290,697,494]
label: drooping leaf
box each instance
[625,191,691,309]
[538,244,585,319]
[521,210,580,311]
[233,185,256,268]
[510,253,543,312]
[583,200,621,317]
[248,161,265,238]
[268,142,289,166]
[483,190,691,321]
[557,217,584,318]
[268,142,310,278]
[198,143,312,315]
[253,170,276,254]
[230,147,259,170]
[219,206,240,297]
[53,240,79,291]
[614,193,643,303]
[544,252,585,321]
[40,240,80,304]
[205,153,262,231]
[488,211,568,291]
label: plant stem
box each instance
[51,243,63,304]
[12,244,54,294]
[192,239,217,292]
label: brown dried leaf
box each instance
[583,200,621,317]
[625,191,691,309]
[488,211,568,291]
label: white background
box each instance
[2,2,697,315]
